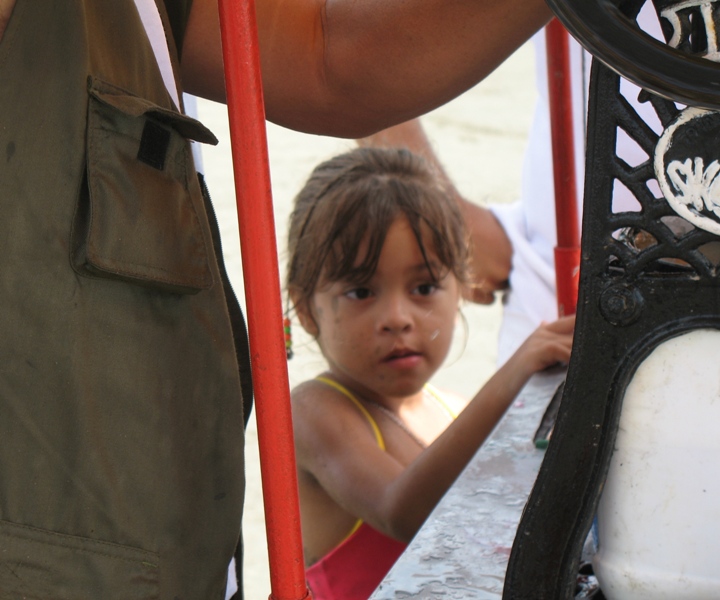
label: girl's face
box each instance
[301,215,461,400]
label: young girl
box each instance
[286,147,574,600]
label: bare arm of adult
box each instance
[180,0,552,137]
[0,0,16,43]
[357,120,513,304]
[294,315,576,543]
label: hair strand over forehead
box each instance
[286,147,469,314]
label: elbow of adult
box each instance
[264,98,407,140]
[260,34,429,137]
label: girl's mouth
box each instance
[382,348,422,368]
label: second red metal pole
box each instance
[546,18,581,317]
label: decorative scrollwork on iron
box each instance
[600,86,720,279]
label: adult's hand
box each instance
[460,198,511,305]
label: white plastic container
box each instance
[592,328,720,599]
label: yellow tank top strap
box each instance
[315,375,384,543]
[342,517,364,542]
[315,376,386,450]
[424,383,458,419]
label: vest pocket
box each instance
[72,77,218,295]
[0,519,159,599]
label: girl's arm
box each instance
[384,315,575,538]
[293,315,575,543]
[180,0,551,137]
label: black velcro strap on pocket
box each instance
[138,120,171,170]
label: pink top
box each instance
[305,522,407,600]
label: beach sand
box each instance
[195,39,537,598]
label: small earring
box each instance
[284,314,294,360]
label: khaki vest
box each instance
[0,2,246,598]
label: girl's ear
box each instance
[291,294,319,337]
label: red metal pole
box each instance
[546,18,581,317]
[216,1,311,599]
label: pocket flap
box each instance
[88,76,219,145]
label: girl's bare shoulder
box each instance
[291,377,335,403]
[290,377,355,417]
[291,377,376,454]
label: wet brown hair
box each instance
[286,146,469,316]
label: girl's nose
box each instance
[379,294,413,333]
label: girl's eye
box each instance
[414,283,437,296]
[345,287,372,300]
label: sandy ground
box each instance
[195,39,538,599]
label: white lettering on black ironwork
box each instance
[660,0,720,60]
[666,157,720,216]
[654,107,720,235]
